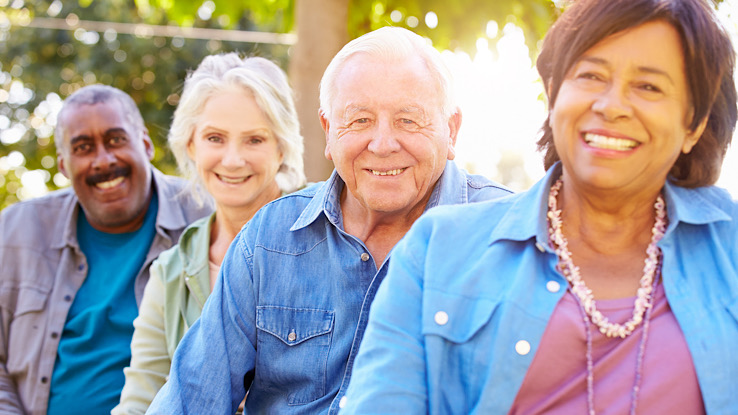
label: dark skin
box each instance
[57,99,155,233]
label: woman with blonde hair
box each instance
[113,53,304,414]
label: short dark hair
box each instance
[536,0,737,187]
[55,84,146,152]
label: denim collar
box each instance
[488,161,733,249]
[290,160,469,232]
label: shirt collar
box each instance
[487,161,733,248]
[290,160,469,232]
[487,163,558,249]
[54,167,184,249]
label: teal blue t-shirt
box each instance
[47,194,158,414]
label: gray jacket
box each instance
[0,168,210,415]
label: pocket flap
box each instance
[422,289,499,343]
[256,306,334,346]
[0,286,49,317]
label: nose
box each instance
[367,119,401,157]
[591,84,633,121]
[221,143,247,169]
[91,146,117,170]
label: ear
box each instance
[682,116,708,154]
[446,109,462,161]
[186,138,195,160]
[142,130,154,161]
[319,110,333,161]
[57,152,69,178]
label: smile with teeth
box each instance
[584,133,639,151]
[96,176,124,189]
[217,173,249,184]
[370,168,406,176]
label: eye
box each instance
[637,83,663,93]
[354,118,370,124]
[109,135,127,146]
[73,143,92,154]
[248,136,265,144]
[576,72,604,82]
[206,135,223,143]
[400,118,416,125]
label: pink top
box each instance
[509,282,705,414]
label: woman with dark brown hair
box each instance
[340,0,738,413]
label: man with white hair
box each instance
[148,27,512,414]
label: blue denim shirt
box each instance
[147,161,512,415]
[341,163,738,415]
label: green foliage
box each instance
[349,0,557,55]
[0,0,290,209]
[1,0,558,210]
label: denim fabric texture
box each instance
[146,161,512,415]
[340,163,738,414]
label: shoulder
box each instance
[1,188,76,240]
[152,169,211,223]
[410,193,519,249]
[236,182,327,253]
[155,215,213,278]
[2,187,75,219]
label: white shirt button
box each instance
[515,340,531,355]
[339,396,347,408]
[434,311,449,325]
[288,331,297,342]
[360,253,370,262]
[546,280,561,293]
[535,242,546,253]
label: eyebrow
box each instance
[69,128,128,144]
[198,125,272,137]
[578,56,675,86]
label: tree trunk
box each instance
[290,0,349,182]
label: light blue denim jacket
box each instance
[146,161,512,415]
[341,163,738,415]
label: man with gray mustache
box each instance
[0,84,211,414]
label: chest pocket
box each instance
[1,285,51,375]
[256,306,334,405]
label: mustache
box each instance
[85,166,130,185]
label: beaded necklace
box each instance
[547,178,667,415]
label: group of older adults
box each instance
[1,0,737,414]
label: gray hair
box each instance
[319,26,456,119]
[169,53,305,204]
[55,84,146,152]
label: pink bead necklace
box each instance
[547,178,667,415]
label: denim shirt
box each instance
[340,163,738,415]
[0,169,211,415]
[147,161,512,415]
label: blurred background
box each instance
[1,0,736,209]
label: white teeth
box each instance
[371,168,405,176]
[96,176,124,189]
[584,133,638,151]
[218,174,248,184]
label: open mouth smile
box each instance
[370,168,406,176]
[96,176,125,189]
[584,133,639,151]
[217,173,250,184]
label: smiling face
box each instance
[550,20,706,198]
[57,100,154,233]
[187,89,283,213]
[321,53,459,219]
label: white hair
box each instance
[169,53,305,205]
[319,26,457,119]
